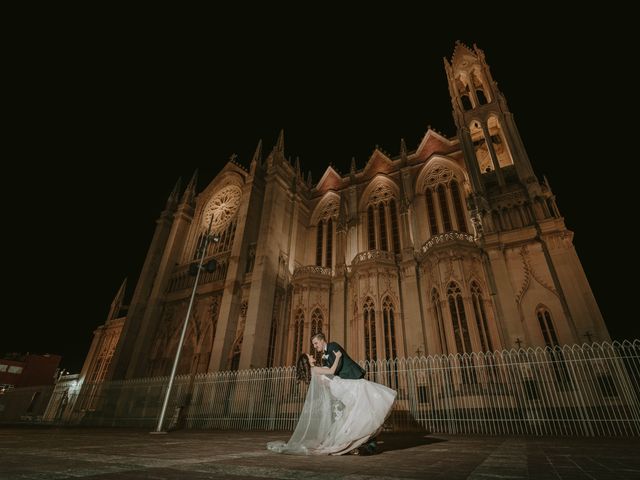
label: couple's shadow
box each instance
[377,432,447,453]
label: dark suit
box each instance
[322,342,365,379]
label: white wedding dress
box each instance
[267,373,397,455]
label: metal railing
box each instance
[6,340,639,436]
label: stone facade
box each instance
[105,42,608,380]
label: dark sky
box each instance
[4,9,636,372]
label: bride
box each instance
[267,351,397,455]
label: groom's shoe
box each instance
[362,440,378,455]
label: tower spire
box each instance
[166,177,182,209]
[107,278,127,321]
[275,129,284,152]
[251,139,263,166]
[181,169,198,204]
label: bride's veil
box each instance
[267,374,341,455]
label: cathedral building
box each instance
[104,42,608,381]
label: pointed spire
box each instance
[166,177,182,208]
[400,138,408,166]
[108,278,127,321]
[306,170,313,188]
[276,129,284,152]
[251,139,263,166]
[295,156,301,178]
[350,157,357,174]
[181,169,198,204]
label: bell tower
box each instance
[444,41,537,195]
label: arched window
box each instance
[325,218,333,267]
[292,310,305,363]
[450,180,468,233]
[367,205,376,250]
[461,94,473,111]
[447,282,472,353]
[315,223,323,266]
[390,199,400,253]
[382,297,397,360]
[437,185,452,232]
[425,189,438,236]
[431,289,447,354]
[476,89,488,105]
[363,298,377,361]
[537,307,559,347]
[471,282,493,352]
[311,309,323,338]
[378,203,388,251]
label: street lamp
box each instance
[151,216,218,434]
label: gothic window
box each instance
[537,307,559,347]
[437,184,452,232]
[431,289,447,354]
[450,180,468,233]
[367,205,376,250]
[311,309,323,338]
[378,203,388,251]
[325,218,333,267]
[447,282,472,353]
[425,189,438,236]
[315,223,323,266]
[461,94,473,111]
[293,310,305,364]
[382,297,397,360]
[471,282,493,352]
[476,89,488,105]
[390,199,400,253]
[363,298,377,361]
[367,184,399,253]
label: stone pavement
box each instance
[1,427,639,479]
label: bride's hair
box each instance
[296,354,312,384]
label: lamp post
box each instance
[151,216,218,434]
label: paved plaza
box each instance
[1,427,639,479]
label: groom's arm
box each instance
[327,343,344,371]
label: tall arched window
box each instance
[390,199,400,253]
[292,310,305,363]
[366,183,399,253]
[363,298,377,361]
[315,223,323,266]
[450,180,468,233]
[476,89,488,105]
[382,297,397,360]
[431,289,447,354]
[425,189,438,236]
[470,282,492,352]
[311,309,323,338]
[367,206,376,250]
[325,218,333,267]
[447,282,472,353]
[461,94,473,111]
[378,203,388,251]
[537,307,559,347]
[437,185,452,232]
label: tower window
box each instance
[476,89,488,105]
[437,185,452,232]
[461,95,473,111]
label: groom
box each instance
[311,333,378,455]
[311,333,364,379]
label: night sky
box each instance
[4,10,636,372]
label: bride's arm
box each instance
[312,351,343,375]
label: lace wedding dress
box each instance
[267,373,397,455]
